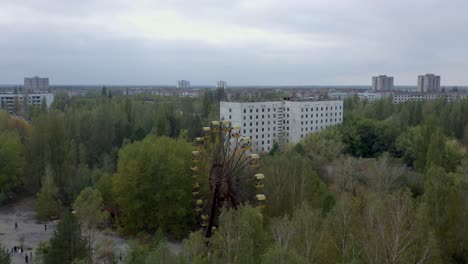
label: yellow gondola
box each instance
[231,126,241,138]
[221,120,231,132]
[195,199,203,212]
[249,154,260,168]
[202,127,211,138]
[256,194,266,209]
[191,166,198,172]
[192,151,201,162]
[254,173,265,189]
[201,214,209,227]
[241,137,252,150]
[210,121,220,132]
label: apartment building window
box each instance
[256,135,258,139]
[229,108,232,112]
[268,108,270,112]
[262,108,265,112]
[321,107,323,111]
[256,128,258,132]
[301,121,303,125]
[250,116,252,120]
[229,115,231,119]
[301,134,303,138]
[267,140,270,144]
[273,114,276,118]
[306,114,308,118]
[273,133,276,137]
[250,109,253,113]
[262,135,264,138]
[243,130,246,134]
[262,128,264,132]
[250,129,253,133]
[262,115,264,118]
[256,109,259,112]
[316,114,318,117]
[243,116,246,120]
[243,123,246,126]
[256,122,258,125]
[301,108,303,112]
[268,121,270,125]
[244,109,246,113]
[301,128,303,131]
[256,115,258,118]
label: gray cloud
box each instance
[1,0,467,85]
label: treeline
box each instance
[0,89,221,205]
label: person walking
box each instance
[15,222,18,230]
[25,254,29,263]
[44,224,47,231]
[30,251,33,261]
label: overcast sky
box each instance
[1,0,468,86]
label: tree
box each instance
[0,244,11,264]
[0,132,22,204]
[359,190,434,264]
[112,136,194,237]
[73,187,104,255]
[45,211,89,264]
[211,205,265,264]
[423,166,468,263]
[36,166,61,220]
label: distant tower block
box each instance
[24,76,49,92]
[216,81,227,89]
[372,75,394,91]
[177,80,190,89]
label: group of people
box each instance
[12,221,48,263]
[10,246,33,263]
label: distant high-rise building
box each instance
[417,74,440,92]
[177,80,190,89]
[216,81,228,89]
[24,76,49,92]
[372,75,394,91]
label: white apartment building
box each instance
[216,81,227,89]
[0,93,54,114]
[177,80,190,89]
[417,74,440,92]
[372,75,394,91]
[357,91,389,103]
[220,100,343,153]
[392,92,468,103]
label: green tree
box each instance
[0,131,22,204]
[45,211,89,264]
[423,166,468,263]
[73,187,104,255]
[36,166,62,220]
[0,244,11,264]
[211,205,265,264]
[112,136,193,237]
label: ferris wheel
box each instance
[191,120,266,238]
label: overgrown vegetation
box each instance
[0,91,466,263]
